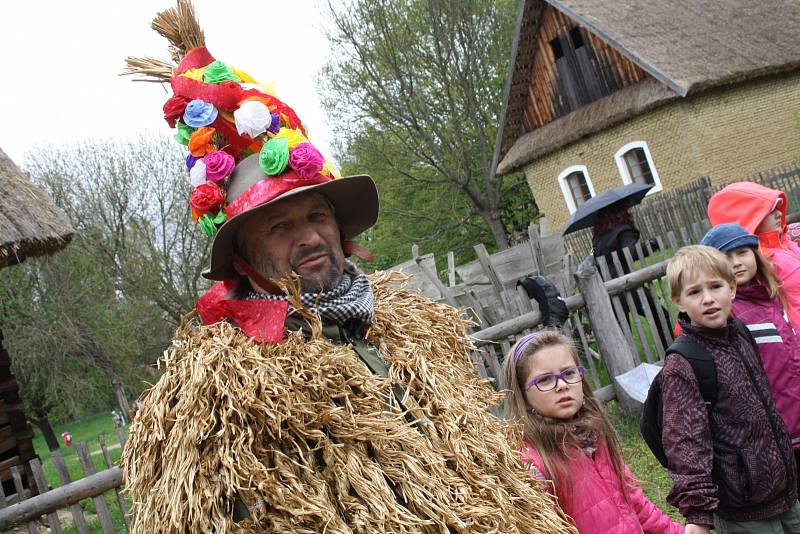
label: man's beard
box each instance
[251,246,344,294]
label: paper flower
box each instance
[234,100,271,138]
[288,143,325,180]
[181,67,206,81]
[198,211,227,237]
[203,151,235,183]
[190,160,207,186]
[274,127,306,149]
[203,60,240,84]
[259,137,289,176]
[188,127,216,157]
[186,154,198,171]
[183,100,219,128]
[267,112,281,134]
[163,96,189,128]
[189,182,225,214]
[175,121,195,145]
[322,160,342,180]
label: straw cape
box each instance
[121,272,575,532]
[0,148,73,267]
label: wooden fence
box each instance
[565,161,800,259]
[0,427,128,533]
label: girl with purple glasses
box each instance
[501,329,683,534]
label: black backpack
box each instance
[517,276,570,328]
[639,319,757,468]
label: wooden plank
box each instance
[115,427,127,452]
[575,256,639,411]
[28,459,62,534]
[75,444,114,534]
[98,436,130,531]
[10,467,37,534]
[447,251,456,287]
[596,255,635,349]
[50,452,89,534]
[642,239,673,348]
[572,312,600,389]
[611,250,653,363]
[0,469,122,531]
[622,247,661,361]
[474,244,512,321]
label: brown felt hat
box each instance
[204,153,379,281]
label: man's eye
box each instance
[271,222,289,232]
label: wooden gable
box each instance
[522,5,651,133]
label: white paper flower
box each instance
[234,100,271,138]
[190,160,208,187]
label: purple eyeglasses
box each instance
[526,365,585,392]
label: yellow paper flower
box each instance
[323,161,342,180]
[274,127,306,149]
[181,67,206,81]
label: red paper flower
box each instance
[189,182,225,215]
[163,96,190,128]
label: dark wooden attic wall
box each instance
[522,5,650,132]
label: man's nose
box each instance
[294,222,323,247]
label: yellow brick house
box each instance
[493,0,800,233]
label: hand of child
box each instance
[685,524,710,534]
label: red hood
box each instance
[707,181,786,235]
[195,281,288,343]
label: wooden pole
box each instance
[0,469,122,530]
[576,256,639,412]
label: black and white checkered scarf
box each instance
[246,261,374,325]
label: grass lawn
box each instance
[28,412,130,533]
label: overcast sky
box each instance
[0,0,335,166]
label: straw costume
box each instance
[121,2,575,532]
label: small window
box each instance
[569,27,585,49]
[558,165,596,213]
[549,37,564,60]
[614,141,663,194]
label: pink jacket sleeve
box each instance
[623,464,684,534]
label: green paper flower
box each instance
[174,121,195,145]
[198,211,227,237]
[203,61,240,84]
[258,137,290,176]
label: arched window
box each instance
[614,141,662,194]
[557,165,595,214]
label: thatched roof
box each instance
[0,148,74,268]
[495,0,800,175]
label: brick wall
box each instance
[523,71,800,232]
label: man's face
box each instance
[238,192,345,293]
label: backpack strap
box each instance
[733,318,758,351]
[666,336,718,406]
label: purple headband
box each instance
[513,332,544,362]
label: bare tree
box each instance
[321,0,519,249]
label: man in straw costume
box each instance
[121,2,575,532]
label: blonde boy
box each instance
[661,245,798,533]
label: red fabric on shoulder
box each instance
[195,281,288,344]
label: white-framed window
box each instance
[614,141,662,194]
[557,165,595,213]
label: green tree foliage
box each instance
[321,0,537,268]
[0,136,209,423]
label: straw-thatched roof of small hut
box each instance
[0,148,73,267]
[494,0,800,175]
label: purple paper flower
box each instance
[267,112,281,134]
[288,142,325,180]
[186,154,198,171]
[183,99,219,128]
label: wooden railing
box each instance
[0,427,129,533]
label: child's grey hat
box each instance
[701,223,759,253]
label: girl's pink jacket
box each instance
[522,442,684,534]
[708,181,800,327]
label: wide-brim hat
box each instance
[205,153,378,280]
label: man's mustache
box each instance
[290,246,333,270]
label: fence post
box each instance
[575,256,640,412]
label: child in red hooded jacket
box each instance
[707,181,800,327]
